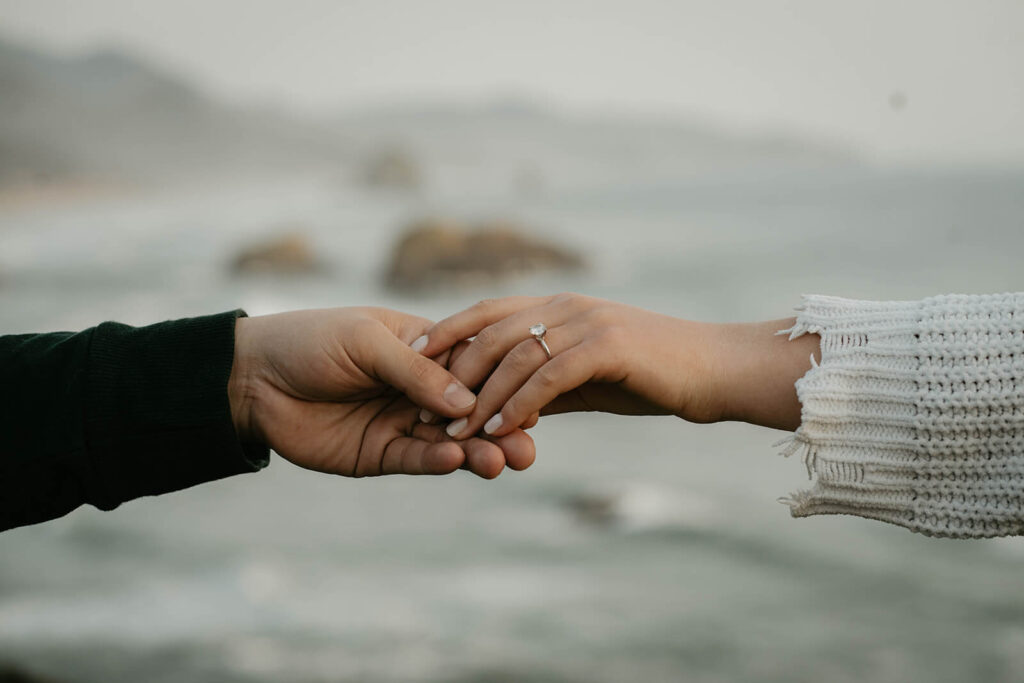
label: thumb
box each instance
[368,326,478,418]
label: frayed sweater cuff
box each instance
[776,293,1024,539]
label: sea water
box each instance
[1,165,1024,682]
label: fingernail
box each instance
[446,417,468,438]
[419,408,434,423]
[483,413,503,435]
[443,382,476,409]
[410,335,428,353]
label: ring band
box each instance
[530,323,552,359]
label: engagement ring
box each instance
[530,323,552,359]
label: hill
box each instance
[0,36,346,185]
[0,35,857,190]
[335,99,858,187]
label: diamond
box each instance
[529,323,547,337]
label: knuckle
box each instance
[473,325,499,349]
[427,320,449,341]
[554,291,585,309]
[594,324,627,351]
[534,365,558,389]
[583,304,618,328]
[473,298,497,313]
[504,394,524,419]
[407,354,434,383]
[505,342,536,371]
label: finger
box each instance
[361,322,478,419]
[487,428,536,471]
[462,438,506,479]
[356,402,472,476]
[377,309,436,347]
[445,325,582,439]
[447,298,584,392]
[414,423,536,473]
[418,340,472,424]
[351,399,420,476]
[484,343,600,437]
[522,412,540,429]
[445,340,472,369]
[429,347,454,369]
[541,394,591,416]
[380,437,466,475]
[418,295,555,356]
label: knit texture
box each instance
[778,293,1024,538]
[85,310,269,511]
[1,310,269,532]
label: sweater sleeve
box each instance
[0,310,269,532]
[777,293,1024,538]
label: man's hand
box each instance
[228,308,536,479]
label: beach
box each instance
[2,164,1024,682]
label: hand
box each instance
[415,294,819,438]
[228,307,536,479]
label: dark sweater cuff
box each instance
[84,310,269,511]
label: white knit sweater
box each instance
[778,293,1024,538]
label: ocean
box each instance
[2,164,1024,682]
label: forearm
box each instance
[1,311,267,532]
[83,311,268,511]
[0,329,95,530]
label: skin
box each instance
[227,307,537,479]
[415,293,822,439]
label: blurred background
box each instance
[2,1,1024,681]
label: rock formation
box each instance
[385,218,583,291]
[230,232,322,275]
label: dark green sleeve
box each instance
[0,310,269,532]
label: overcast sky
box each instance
[2,0,1023,164]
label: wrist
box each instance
[664,317,730,423]
[229,316,262,444]
[713,318,819,431]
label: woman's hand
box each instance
[228,307,536,479]
[414,294,717,437]
[415,294,819,439]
